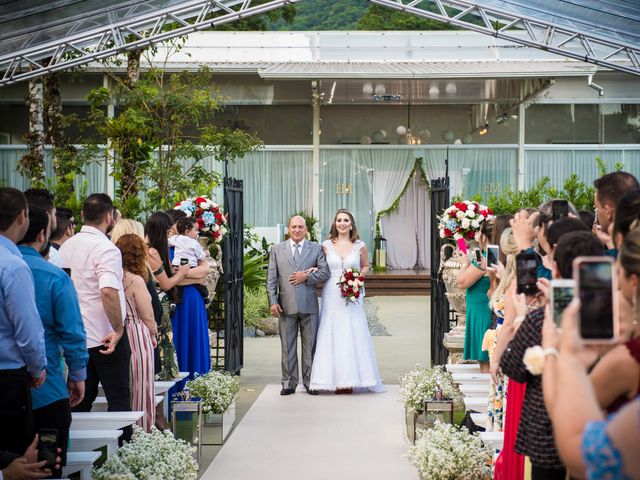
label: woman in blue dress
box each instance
[145,212,211,397]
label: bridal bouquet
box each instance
[438,200,493,241]
[174,196,228,243]
[337,267,365,305]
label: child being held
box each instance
[169,216,210,303]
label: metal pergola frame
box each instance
[0,0,300,86]
[372,0,640,77]
[1,0,639,88]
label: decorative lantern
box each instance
[172,392,202,462]
[423,398,455,429]
[374,237,387,271]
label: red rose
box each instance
[455,202,468,212]
[465,230,475,239]
[195,196,206,205]
[354,291,360,298]
[444,228,452,237]
[487,208,494,215]
[175,202,181,206]
[197,218,205,229]
[195,208,203,217]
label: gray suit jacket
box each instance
[266,240,330,316]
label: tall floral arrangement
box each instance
[93,427,198,480]
[185,370,240,414]
[408,422,492,480]
[399,365,461,413]
[174,196,228,243]
[438,200,493,241]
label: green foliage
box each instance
[485,177,552,214]
[357,4,459,30]
[243,286,270,329]
[268,0,366,30]
[243,253,268,291]
[292,210,319,241]
[216,0,296,31]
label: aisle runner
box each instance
[202,384,417,480]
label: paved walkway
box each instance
[201,385,418,480]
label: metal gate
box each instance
[430,169,451,366]
[222,176,244,374]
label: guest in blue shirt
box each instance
[18,206,88,476]
[0,187,46,456]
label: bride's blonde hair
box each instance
[490,227,519,311]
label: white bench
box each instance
[62,451,101,480]
[470,412,488,428]
[92,395,163,412]
[160,371,191,417]
[446,363,480,374]
[452,372,491,385]
[69,429,122,456]
[479,431,504,451]
[71,411,144,431]
[463,397,489,414]
[459,383,491,396]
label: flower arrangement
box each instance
[337,267,365,305]
[174,196,228,243]
[408,422,492,480]
[185,370,240,414]
[93,427,198,480]
[399,365,461,413]
[438,200,493,241]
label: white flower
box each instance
[471,220,480,229]
[340,276,346,282]
[465,209,475,218]
[347,280,354,286]
[199,202,208,209]
[453,233,462,240]
[461,219,470,229]
[523,346,546,375]
[467,203,476,212]
[439,230,446,238]
[353,286,359,292]
[186,371,240,414]
[456,211,465,219]
[399,365,461,413]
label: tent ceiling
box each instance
[0,0,638,87]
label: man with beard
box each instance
[59,194,132,442]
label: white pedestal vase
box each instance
[202,399,236,445]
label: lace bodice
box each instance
[322,239,365,277]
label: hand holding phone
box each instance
[550,279,575,328]
[486,245,499,267]
[473,248,482,264]
[516,251,539,295]
[37,429,58,472]
[574,256,618,343]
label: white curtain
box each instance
[380,173,431,270]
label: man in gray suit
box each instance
[267,215,329,396]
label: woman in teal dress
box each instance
[456,235,492,372]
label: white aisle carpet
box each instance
[201,384,417,480]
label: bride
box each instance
[309,209,384,394]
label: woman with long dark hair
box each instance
[145,212,211,394]
[309,209,384,394]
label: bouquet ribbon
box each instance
[457,238,468,254]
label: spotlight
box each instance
[479,123,489,135]
[496,113,509,125]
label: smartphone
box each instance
[486,245,499,267]
[551,199,569,221]
[37,429,58,471]
[550,279,575,328]
[574,256,618,343]
[516,251,539,295]
[180,258,189,266]
[473,248,482,264]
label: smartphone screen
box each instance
[487,246,499,267]
[552,200,569,221]
[38,429,58,470]
[516,252,538,294]
[578,261,614,340]
[552,285,574,327]
[474,248,482,264]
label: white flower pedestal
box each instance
[202,399,236,445]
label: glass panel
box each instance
[525,104,600,144]
[603,104,640,144]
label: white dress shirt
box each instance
[289,238,305,258]
[169,234,206,267]
[59,225,126,349]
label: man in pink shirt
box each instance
[59,194,131,442]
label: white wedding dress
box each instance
[309,240,384,392]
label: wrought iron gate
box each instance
[430,174,451,366]
[222,176,244,374]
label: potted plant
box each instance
[185,370,240,445]
[93,427,198,480]
[399,365,460,444]
[408,422,492,480]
